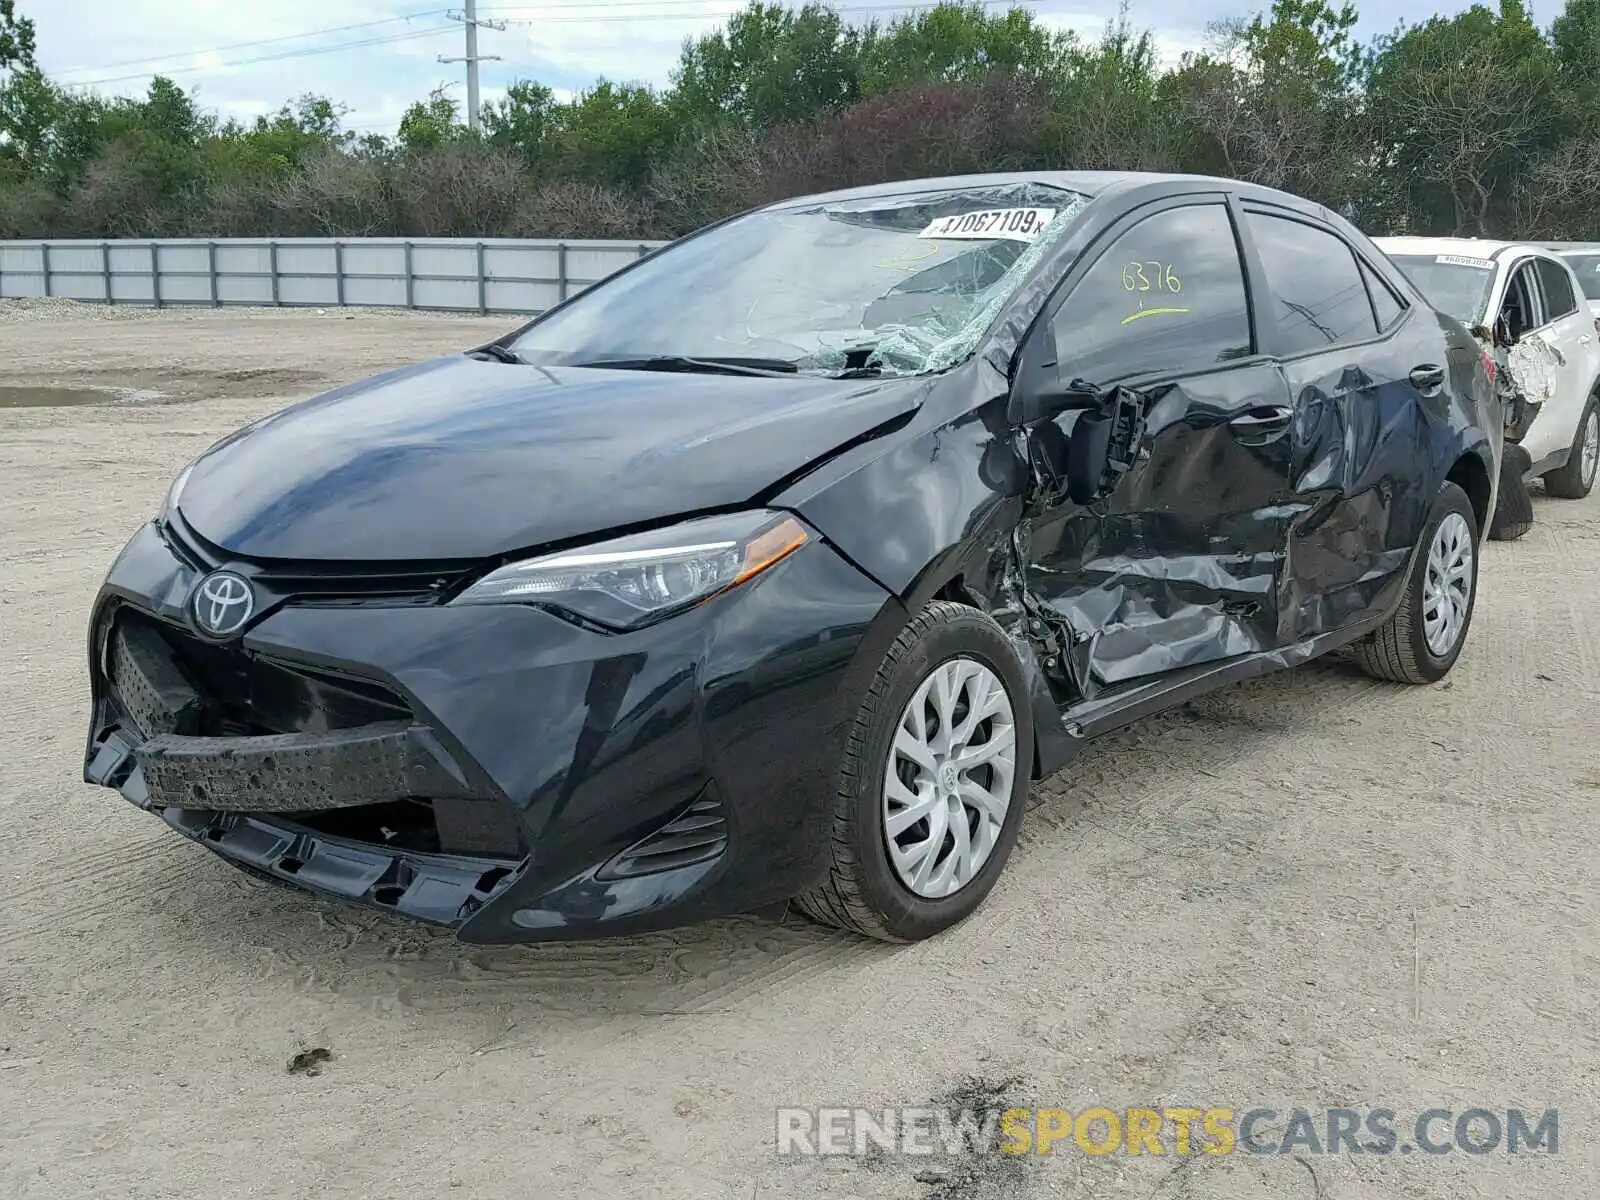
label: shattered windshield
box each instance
[1557,252,1600,300]
[1386,254,1497,326]
[506,183,1089,378]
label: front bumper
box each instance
[85,518,901,943]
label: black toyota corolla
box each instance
[84,171,1501,944]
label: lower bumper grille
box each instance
[597,791,728,880]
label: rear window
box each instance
[1558,252,1600,300]
[1536,258,1578,318]
[1385,254,1497,325]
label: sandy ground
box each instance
[0,301,1596,1200]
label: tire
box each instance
[794,601,1033,942]
[1356,480,1479,685]
[1488,444,1534,541]
[1542,392,1599,499]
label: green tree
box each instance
[0,0,34,73]
[482,80,558,164]
[672,2,863,128]
[1167,0,1366,210]
[1553,0,1600,86]
[1366,0,1560,234]
[1045,16,1170,170]
[549,81,678,189]
[397,86,466,154]
[858,3,1061,96]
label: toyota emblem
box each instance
[191,571,255,639]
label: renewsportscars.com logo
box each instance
[776,1106,1560,1158]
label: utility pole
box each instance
[440,2,506,131]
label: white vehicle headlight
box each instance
[452,510,810,629]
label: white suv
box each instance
[1376,237,1600,505]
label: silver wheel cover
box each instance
[883,656,1017,899]
[1581,409,1598,489]
[1423,511,1474,657]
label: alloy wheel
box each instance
[1582,409,1599,489]
[1422,512,1474,657]
[882,657,1017,899]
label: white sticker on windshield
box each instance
[919,208,1057,243]
[1435,254,1495,270]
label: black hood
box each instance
[176,354,920,562]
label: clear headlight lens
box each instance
[452,510,810,629]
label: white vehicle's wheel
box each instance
[1543,392,1599,500]
[1488,445,1534,541]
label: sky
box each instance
[30,0,1482,139]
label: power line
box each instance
[485,0,1015,23]
[65,26,460,89]
[53,10,449,79]
[481,0,1014,10]
[485,0,1016,19]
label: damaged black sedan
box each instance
[85,172,1501,944]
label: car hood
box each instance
[176,354,921,562]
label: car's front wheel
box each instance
[794,601,1032,942]
[1355,480,1479,684]
[1542,391,1599,499]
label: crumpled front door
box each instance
[1507,334,1564,407]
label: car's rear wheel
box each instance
[793,601,1032,942]
[1356,480,1479,685]
[1542,392,1598,499]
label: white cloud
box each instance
[29,0,1472,136]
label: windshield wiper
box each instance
[573,355,798,378]
[471,342,525,364]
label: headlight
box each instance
[161,461,196,520]
[452,510,810,629]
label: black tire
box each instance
[1356,480,1479,685]
[794,601,1033,942]
[1488,444,1534,541]
[1542,392,1598,499]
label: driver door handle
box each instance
[1409,364,1446,392]
[1228,405,1293,441]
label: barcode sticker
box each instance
[918,208,1058,243]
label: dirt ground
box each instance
[1,301,1596,1200]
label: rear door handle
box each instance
[1409,364,1445,392]
[1227,405,1293,444]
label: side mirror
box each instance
[1066,410,1115,505]
[1012,376,1102,427]
[1017,379,1148,505]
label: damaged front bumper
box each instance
[87,613,539,931]
[84,518,896,942]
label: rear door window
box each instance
[1361,259,1405,331]
[1244,212,1379,354]
[1535,258,1578,321]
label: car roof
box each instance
[762,170,1332,215]
[1373,235,1557,263]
